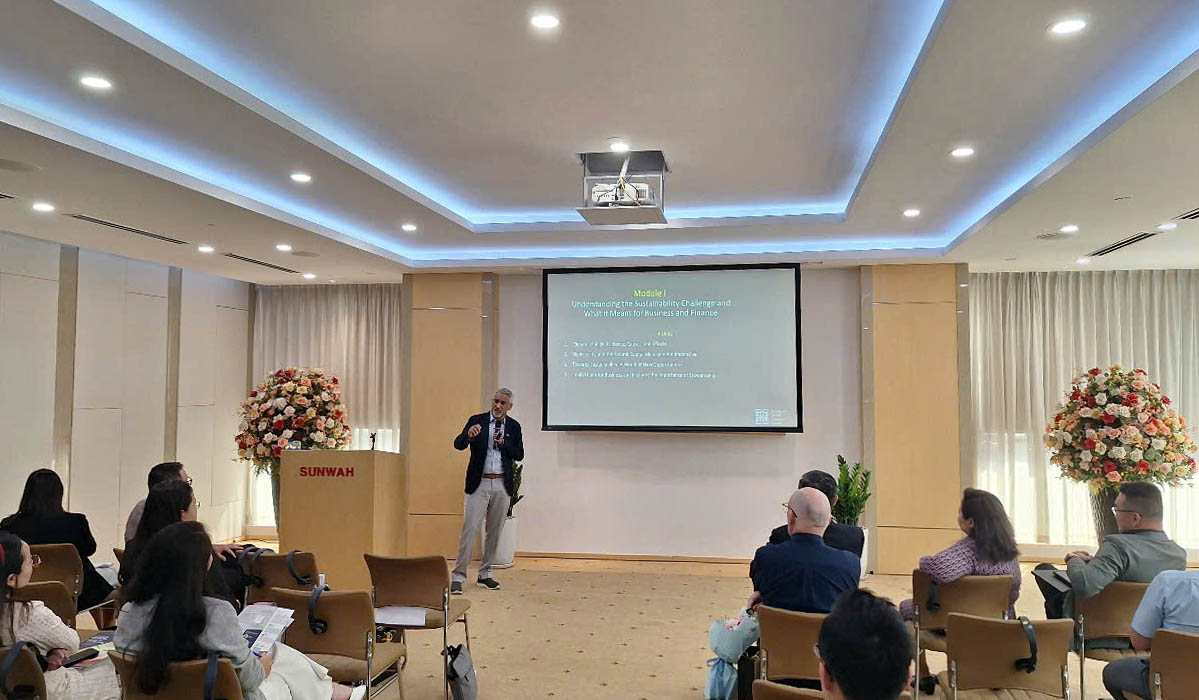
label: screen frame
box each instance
[541,262,803,433]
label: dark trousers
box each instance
[1034,563,1069,619]
[1103,657,1151,700]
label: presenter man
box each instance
[450,387,524,593]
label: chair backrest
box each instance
[1074,580,1150,640]
[28,544,83,598]
[0,644,47,700]
[364,554,449,609]
[1149,629,1199,699]
[271,588,374,662]
[757,606,824,682]
[752,679,819,699]
[947,613,1073,697]
[109,651,243,700]
[11,581,76,628]
[244,551,319,603]
[911,569,1012,630]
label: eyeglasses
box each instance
[29,554,41,569]
[782,503,799,518]
[186,477,194,485]
[1111,507,1140,516]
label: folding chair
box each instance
[1144,629,1199,700]
[11,580,76,628]
[752,679,820,699]
[110,651,244,700]
[756,606,824,685]
[272,587,405,699]
[939,613,1074,699]
[364,554,470,700]
[1073,580,1149,700]
[910,569,1012,698]
[28,544,82,605]
[0,643,46,700]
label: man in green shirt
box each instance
[1034,482,1186,647]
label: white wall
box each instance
[497,268,862,559]
[0,232,59,518]
[178,269,250,544]
[70,250,169,559]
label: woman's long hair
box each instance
[961,488,1019,563]
[119,481,194,586]
[0,531,26,641]
[1,469,65,528]
[124,521,216,694]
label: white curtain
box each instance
[249,284,403,526]
[971,270,1199,548]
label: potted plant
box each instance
[493,462,523,568]
[832,455,872,577]
[1045,365,1195,542]
[234,367,351,527]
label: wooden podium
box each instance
[279,450,407,590]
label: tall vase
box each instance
[1089,487,1119,543]
[271,470,281,530]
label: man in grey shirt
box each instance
[1034,482,1186,648]
[1103,569,1199,700]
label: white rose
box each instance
[1118,406,1131,418]
[1094,441,1108,455]
[1130,448,1144,461]
[282,430,294,439]
[1079,450,1093,462]
[1110,446,1127,459]
[1152,438,1167,451]
[258,421,268,431]
[1105,404,1120,416]
[321,392,332,402]
[1085,429,1097,439]
[1058,431,1073,444]
[274,397,288,409]
[326,438,337,448]
[306,408,317,418]
[263,433,276,443]
[284,406,296,416]
[238,421,248,431]
[311,431,326,443]
[1095,392,1108,405]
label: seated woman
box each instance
[899,488,1021,693]
[1,469,116,623]
[114,521,363,700]
[119,480,245,606]
[0,531,118,700]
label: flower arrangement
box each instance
[1045,365,1196,487]
[235,367,351,476]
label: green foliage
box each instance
[832,455,872,526]
[507,462,524,518]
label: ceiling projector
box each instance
[576,150,669,225]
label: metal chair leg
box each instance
[1077,614,1085,700]
[914,607,922,700]
[462,613,471,654]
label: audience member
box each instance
[899,488,1021,620]
[1103,569,1199,700]
[748,488,859,613]
[124,461,188,543]
[1,469,115,613]
[768,469,865,557]
[1,531,118,699]
[816,589,913,700]
[1034,482,1185,650]
[114,521,364,700]
[119,481,245,606]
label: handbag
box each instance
[444,643,478,700]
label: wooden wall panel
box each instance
[872,264,957,304]
[875,527,962,575]
[408,514,470,559]
[411,273,483,309]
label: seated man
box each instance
[768,469,865,557]
[748,487,860,613]
[1034,482,1185,648]
[817,589,913,700]
[125,461,189,543]
[1103,569,1199,700]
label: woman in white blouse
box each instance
[0,531,118,700]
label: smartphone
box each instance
[62,648,99,668]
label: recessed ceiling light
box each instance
[950,146,975,158]
[959,283,968,288]
[197,245,215,253]
[530,13,560,29]
[1076,257,1091,265]
[401,223,418,232]
[290,172,312,183]
[275,243,293,252]
[609,138,630,153]
[31,202,55,213]
[302,273,316,280]
[902,208,921,218]
[1157,222,1178,231]
[1059,224,1079,233]
[79,75,112,90]
[1049,18,1087,35]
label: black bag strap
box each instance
[925,581,942,612]
[285,550,312,586]
[0,642,36,700]
[203,651,219,700]
[308,585,329,634]
[1013,616,1038,673]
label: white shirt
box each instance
[483,415,505,475]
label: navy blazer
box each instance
[750,533,860,613]
[453,412,524,496]
[769,521,865,557]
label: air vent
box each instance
[1176,207,1199,220]
[68,214,187,244]
[0,192,14,200]
[1035,231,1070,241]
[1088,232,1157,257]
[223,253,298,274]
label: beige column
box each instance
[862,264,972,574]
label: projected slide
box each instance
[543,265,801,431]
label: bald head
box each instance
[787,487,832,537]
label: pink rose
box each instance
[1105,471,1122,483]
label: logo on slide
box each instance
[754,409,770,425]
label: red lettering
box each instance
[346,467,354,477]
[300,466,356,477]
[299,466,308,477]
